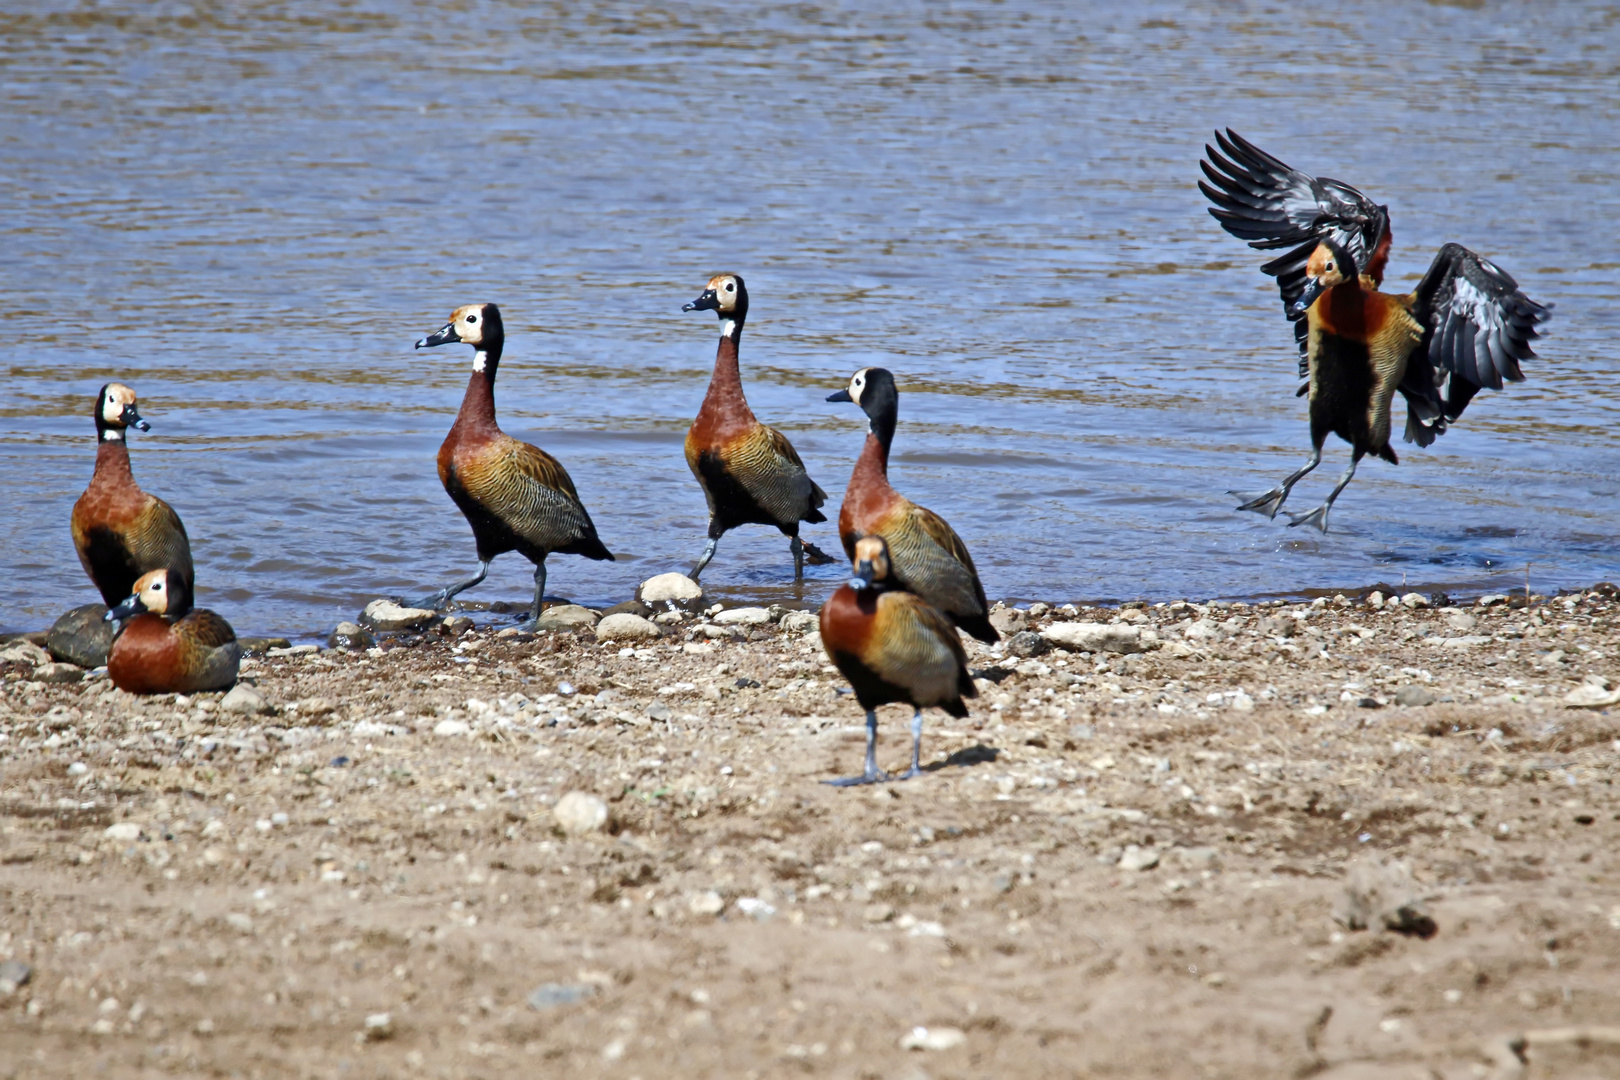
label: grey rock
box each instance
[359,599,437,632]
[35,662,85,684]
[1118,845,1160,872]
[1333,856,1436,937]
[1006,631,1049,658]
[553,791,609,835]
[237,637,292,655]
[595,613,661,642]
[327,621,375,651]
[779,611,819,633]
[0,640,50,666]
[221,684,272,716]
[528,983,597,1011]
[989,608,1028,634]
[646,702,673,722]
[0,960,31,994]
[1257,616,1297,638]
[439,615,474,637]
[432,718,471,737]
[1394,685,1437,707]
[713,606,772,626]
[1400,592,1431,609]
[601,600,652,619]
[1044,623,1144,655]
[639,573,703,604]
[1446,611,1477,632]
[46,604,114,667]
[537,604,599,632]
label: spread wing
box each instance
[1399,242,1552,445]
[1200,129,1391,337]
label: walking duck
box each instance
[1199,129,1552,530]
[105,568,239,694]
[827,367,997,642]
[682,273,833,580]
[412,303,614,622]
[70,383,193,608]
[819,536,976,786]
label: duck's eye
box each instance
[466,314,477,324]
[153,582,163,591]
[725,283,735,292]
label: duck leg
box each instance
[1287,453,1361,533]
[527,560,548,625]
[896,709,925,780]
[824,709,889,787]
[790,536,806,581]
[1232,446,1321,519]
[409,559,490,611]
[690,527,721,580]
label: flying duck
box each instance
[412,303,614,622]
[682,273,834,580]
[1200,130,1551,530]
[827,367,997,642]
[106,568,239,694]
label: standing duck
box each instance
[412,303,614,622]
[827,367,997,642]
[682,273,833,580]
[819,536,976,786]
[1199,130,1551,530]
[105,569,239,694]
[70,383,193,607]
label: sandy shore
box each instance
[3,586,1620,1078]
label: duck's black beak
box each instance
[415,323,459,349]
[682,289,719,313]
[122,405,149,432]
[826,388,854,403]
[1291,277,1325,318]
[106,594,145,621]
[849,559,877,591]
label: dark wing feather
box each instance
[182,609,237,649]
[1199,130,1390,338]
[1400,242,1551,444]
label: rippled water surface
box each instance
[3,0,1618,636]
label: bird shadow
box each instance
[927,744,1000,772]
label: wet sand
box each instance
[3,587,1620,1078]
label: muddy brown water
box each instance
[2,2,1617,637]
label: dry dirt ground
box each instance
[3,586,1620,1080]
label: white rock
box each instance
[1118,845,1159,872]
[639,573,703,604]
[735,897,775,920]
[1182,620,1218,640]
[432,718,471,737]
[1400,592,1431,609]
[1365,591,1385,609]
[779,611,819,633]
[1565,678,1620,709]
[359,598,437,631]
[595,613,662,642]
[553,791,609,835]
[0,640,50,666]
[1043,623,1144,655]
[1441,635,1493,649]
[713,607,772,626]
[221,684,271,716]
[1230,691,1255,712]
[537,604,598,632]
[689,890,725,916]
[900,1025,966,1051]
[363,1012,395,1041]
[103,822,142,842]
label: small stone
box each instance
[327,621,376,650]
[1446,611,1477,631]
[45,604,114,667]
[363,1012,395,1041]
[536,604,598,632]
[595,613,661,642]
[1230,691,1255,712]
[225,912,254,934]
[736,897,776,920]
[689,890,725,917]
[713,606,772,626]
[553,791,609,835]
[1394,685,1437,707]
[0,960,33,995]
[863,903,895,923]
[1565,678,1620,709]
[236,636,292,655]
[359,599,437,631]
[433,718,471,737]
[989,608,1028,634]
[1043,623,1144,655]
[639,573,703,604]
[779,611,819,633]
[1334,856,1436,937]
[1118,845,1159,872]
[1478,594,1509,607]
[900,1025,966,1051]
[601,600,652,619]
[1365,591,1385,609]
[646,702,673,722]
[1006,631,1049,658]
[1400,592,1430,609]
[293,696,336,719]
[0,640,50,666]
[104,822,142,842]
[439,614,475,636]
[528,983,596,1011]
[67,761,89,776]
[1257,616,1296,638]
[221,684,271,716]
[35,662,84,684]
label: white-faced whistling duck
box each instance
[1200,130,1552,531]
[818,536,976,786]
[827,367,998,643]
[70,383,194,608]
[682,273,834,581]
[105,568,239,694]
[412,303,614,622]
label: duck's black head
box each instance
[416,303,506,371]
[683,273,749,338]
[828,366,898,448]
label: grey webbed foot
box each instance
[1286,504,1331,532]
[823,769,891,788]
[1231,487,1288,519]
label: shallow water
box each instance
[3,0,1617,637]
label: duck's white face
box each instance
[704,275,741,314]
[448,304,491,347]
[850,535,891,588]
[131,569,172,615]
[97,383,147,440]
[846,368,872,406]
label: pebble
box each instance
[1394,685,1437,707]
[989,608,1028,634]
[646,702,673,722]
[221,684,272,716]
[1333,856,1436,937]
[35,662,84,684]
[900,1025,966,1051]
[0,960,32,995]
[713,606,772,626]
[595,613,661,642]
[639,572,703,604]
[689,891,725,916]
[363,1012,395,1041]
[1118,845,1159,872]
[359,599,437,632]
[779,611,819,633]
[1365,591,1385,609]
[45,604,114,667]
[601,600,652,619]
[104,822,142,842]
[266,644,318,657]
[1044,623,1144,655]
[432,718,471,737]
[1230,691,1255,712]
[0,640,50,666]
[237,636,292,654]
[537,604,598,632]
[736,897,776,920]
[1401,592,1431,609]
[439,614,475,636]
[327,621,376,650]
[1007,630,1049,658]
[527,983,596,1011]
[553,791,609,835]
[1565,676,1620,709]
